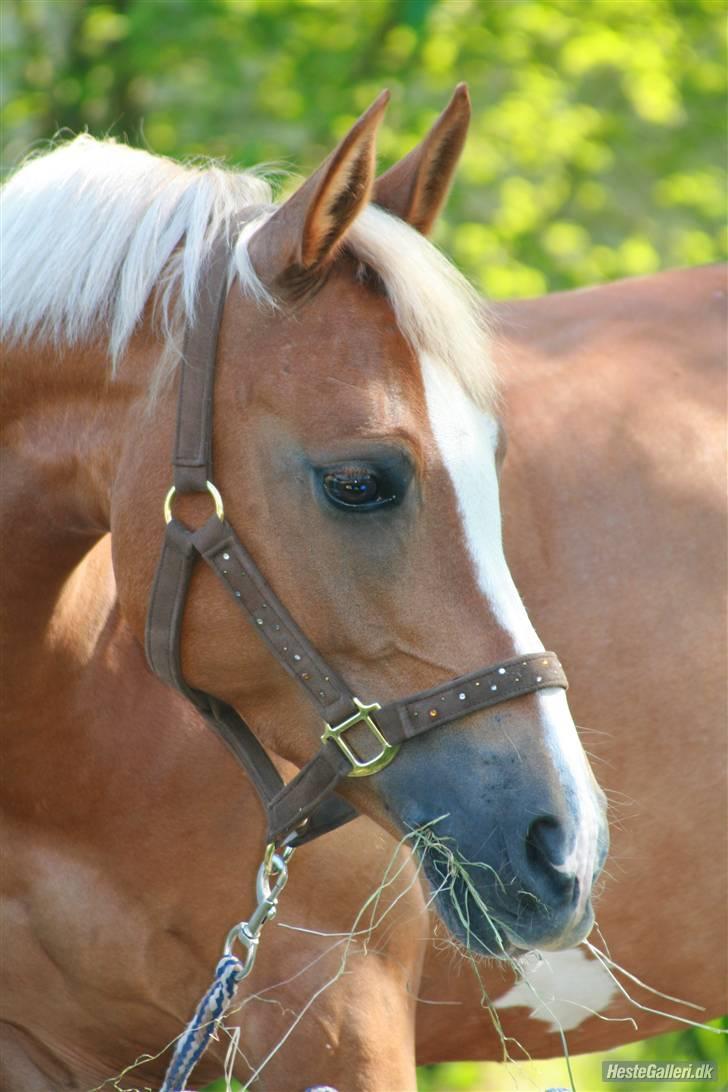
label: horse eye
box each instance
[321,467,397,511]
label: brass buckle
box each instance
[164,480,225,524]
[321,698,399,777]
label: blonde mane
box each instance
[0,135,495,408]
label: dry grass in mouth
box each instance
[94,816,726,1092]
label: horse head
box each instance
[108,86,608,957]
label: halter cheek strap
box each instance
[145,230,567,848]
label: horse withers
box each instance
[0,89,608,1088]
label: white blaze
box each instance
[420,353,541,652]
[419,353,600,906]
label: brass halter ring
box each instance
[163,480,225,524]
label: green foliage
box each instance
[416,1017,728,1091]
[2,0,725,298]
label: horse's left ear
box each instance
[247,90,389,282]
[373,83,471,235]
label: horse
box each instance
[1,84,723,1092]
[0,86,608,1090]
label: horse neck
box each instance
[1,334,150,678]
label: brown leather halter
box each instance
[145,231,568,849]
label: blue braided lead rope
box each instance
[161,954,245,1092]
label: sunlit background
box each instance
[3,0,726,299]
[2,1,725,1089]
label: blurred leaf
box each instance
[3,0,724,294]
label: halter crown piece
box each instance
[145,230,568,849]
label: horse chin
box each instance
[431,889,518,960]
[423,856,596,961]
[423,858,516,960]
[521,903,596,953]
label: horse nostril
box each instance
[525,815,572,879]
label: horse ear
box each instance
[373,83,471,235]
[248,90,390,281]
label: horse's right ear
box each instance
[248,91,389,283]
[374,83,471,235]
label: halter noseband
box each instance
[145,231,567,849]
